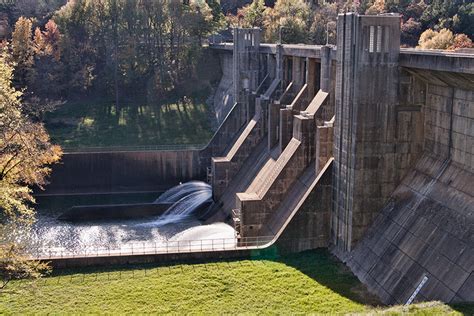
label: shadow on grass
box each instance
[45,94,215,149]
[450,303,474,315]
[254,248,383,307]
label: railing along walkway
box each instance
[30,236,274,260]
[63,143,207,153]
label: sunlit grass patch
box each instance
[1,250,470,315]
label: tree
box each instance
[11,16,34,88]
[401,18,422,47]
[418,28,454,50]
[310,3,338,45]
[234,0,266,28]
[206,0,226,29]
[34,19,61,61]
[0,50,61,289]
[263,0,311,44]
[365,0,385,15]
[449,33,474,50]
[30,19,63,97]
[420,0,473,40]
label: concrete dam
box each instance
[41,14,473,305]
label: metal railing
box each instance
[29,236,275,260]
[62,143,207,153]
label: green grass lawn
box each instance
[45,96,214,150]
[0,250,471,315]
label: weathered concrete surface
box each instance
[43,150,203,195]
[329,14,473,305]
[332,14,422,252]
[58,203,171,221]
[399,49,474,75]
[273,161,333,254]
[213,51,236,124]
[344,154,473,304]
[423,85,474,171]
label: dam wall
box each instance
[344,80,474,304]
[42,150,203,195]
[332,14,474,304]
[346,155,473,304]
[331,14,425,253]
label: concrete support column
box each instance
[268,102,280,150]
[306,58,317,99]
[293,115,316,166]
[279,107,293,152]
[267,54,276,79]
[320,45,332,93]
[232,28,262,124]
[276,44,283,81]
[292,56,304,86]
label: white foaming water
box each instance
[26,181,235,257]
[155,181,211,203]
[171,223,235,241]
[140,181,213,227]
[170,223,237,250]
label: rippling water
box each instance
[25,190,235,257]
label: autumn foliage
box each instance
[0,50,61,288]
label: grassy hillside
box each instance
[1,250,471,315]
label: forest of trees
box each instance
[228,0,473,49]
[1,0,224,105]
[0,0,472,104]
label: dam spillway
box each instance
[26,182,234,259]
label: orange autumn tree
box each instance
[34,19,61,61]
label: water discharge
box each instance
[143,181,213,227]
[25,181,234,257]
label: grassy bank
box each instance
[1,250,471,314]
[45,96,214,149]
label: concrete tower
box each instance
[332,13,403,253]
